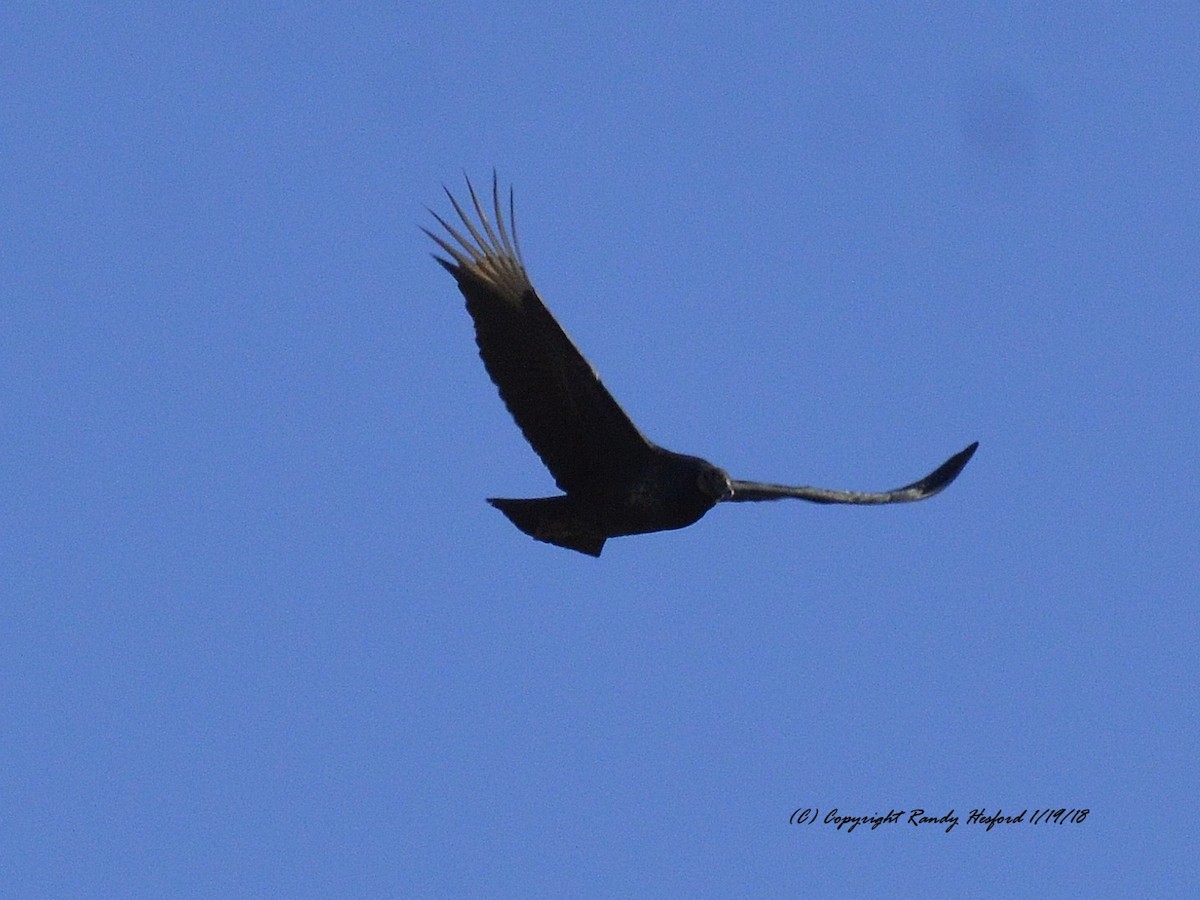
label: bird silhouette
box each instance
[425,174,977,556]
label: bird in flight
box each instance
[425,174,977,556]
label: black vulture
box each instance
[425,174,977,557]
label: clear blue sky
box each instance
[3,2,1195,895]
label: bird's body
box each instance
[425,175,976,556]
[490,449,726,556]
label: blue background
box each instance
[3,2,1195,895]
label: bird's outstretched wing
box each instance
[424,174,654,495]
[725,442,978,504]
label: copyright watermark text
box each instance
[788,807,1090,833]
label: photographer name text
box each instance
[789,807,1089,833]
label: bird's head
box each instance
[697,463,733,503]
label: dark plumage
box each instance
[425,174,977,556]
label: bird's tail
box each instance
[488,497,607,557]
